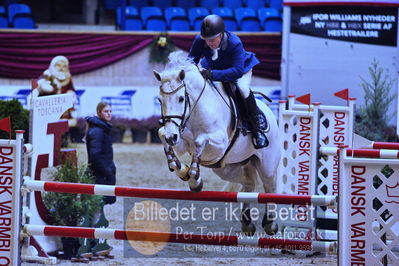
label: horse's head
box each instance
[154,68,187,146]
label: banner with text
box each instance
[291,6,398,46]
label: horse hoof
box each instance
[188,169,199,180]
[189,178,203,193]
[264,222,278,235]
[169,161,177,169]
[178,174,190,182]
[241,223,256,236]
[188,169,196,177]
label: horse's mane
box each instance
[164,51,196,73]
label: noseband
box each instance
[159,76,207,134]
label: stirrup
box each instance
[252,131,269,149]
[255,112,268,132]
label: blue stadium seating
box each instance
[146,18,167,31]
[221,0,242,9]
[13,15,35,28]
[125,18,143,30]
[246,0,266,9]
[116,6,137,28]
[8,3,35,29]
[200,0,220,10]
[224,18,238,31]
[153,0,174,9]
[128,0,150,9]
[235,7,256,24]
[212,7,233,19]
[170,19,190,31]
[235,7,260,31]
[0,6,8,28]
[263,16,282,32]
[0,16,8,28]
[188,7,209,29]
[241,19,261,31]
[165,7,190,31]
[269,0,283,10]
[258,7,278,25]
[212,7,237,31]
[164,7,186,26]
[176,0,197,9]
[117,6,143,30]
[141,6,163,23]
[7,3,31,22]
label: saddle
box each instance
[221,81,270,136]
[203,81,270,168]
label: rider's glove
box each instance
[200,69,212,80]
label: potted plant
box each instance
[110,117,129,143]
[129,118,147,143]
[43,159,101,259]
[144,115,162,144]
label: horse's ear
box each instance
[153,70,161,81]
[178,70,185,81]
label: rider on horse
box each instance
[188,14,268,149]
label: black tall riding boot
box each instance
[245,91,269,149]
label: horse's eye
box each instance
[178,96,184,103]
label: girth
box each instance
[201,82,247,169]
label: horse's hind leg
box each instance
[253,156,279,235]
[213,164,256,236]
[240,164,257,236]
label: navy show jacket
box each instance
[188,31,259,82]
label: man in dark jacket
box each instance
[86,102,116,204]
[188,14,268,149]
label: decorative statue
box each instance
[36,55,77,127]
[37,55,75,95]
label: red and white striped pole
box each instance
[369,142,399,150]
[320,147,399,159]
[24,180,336,206]
[24,224,336,253]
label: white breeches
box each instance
[236,69,252,98]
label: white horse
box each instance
[153,51,281,235]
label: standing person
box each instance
[86,102,116,204]
[84,102,116,256]
[188,14,268,149]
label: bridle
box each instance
[159,76,206,134]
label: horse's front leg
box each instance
[188,131,226,192]
[159,127,189,181]
[187,134,209,192]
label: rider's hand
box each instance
[200,69,212,80]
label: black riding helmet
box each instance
[200,14,225,40]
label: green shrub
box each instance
[43,160,101,226]
[0,99,29,141]
[355,59,397,141]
